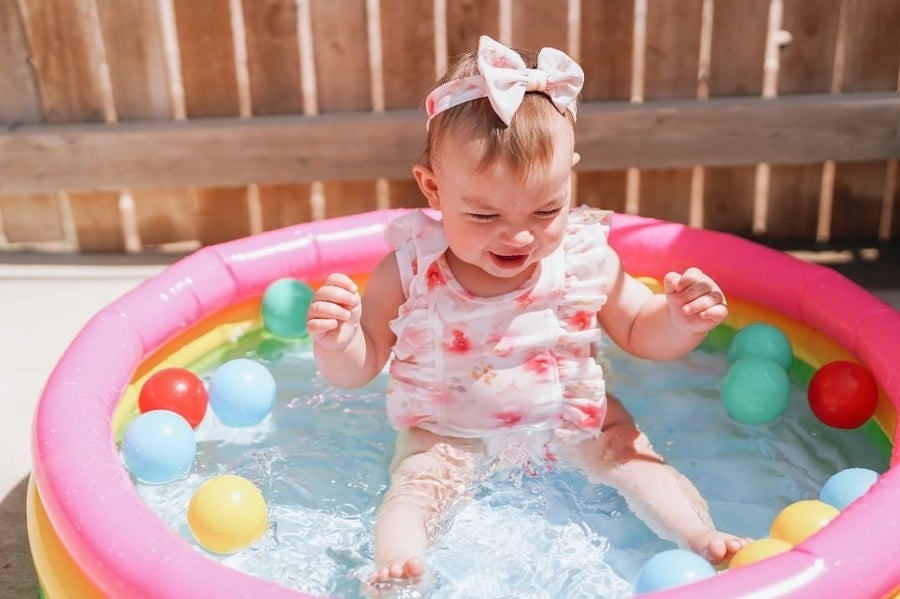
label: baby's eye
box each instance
[535,208,562,218]
[468,213,498,222]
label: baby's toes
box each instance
[705,539,729,564]
[403,558,424,579]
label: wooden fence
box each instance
[1,0,898,253]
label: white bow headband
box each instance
[425,35,585,129]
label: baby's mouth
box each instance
[489,252,528,269]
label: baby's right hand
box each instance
[306,273,362,350]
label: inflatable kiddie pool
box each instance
[28,209,900,598]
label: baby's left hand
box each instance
[663,268,728,334]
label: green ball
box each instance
[727,323,793,371]
[721,357,791,425]
[261,278,314,339]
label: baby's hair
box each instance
[422,45,577,182]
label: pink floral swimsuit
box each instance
[385,206,612,442]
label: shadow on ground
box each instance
[1,476,38,598]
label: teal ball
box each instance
[727,323,793,371]
[721,357,791,425]
[261,278,314,339]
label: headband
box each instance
[425,35,585,129]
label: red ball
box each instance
[807,361,878,429]
[138,368,209,428]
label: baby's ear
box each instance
[412,163,441,209]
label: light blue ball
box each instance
[261,278,314,339]
[727,323,793,371]
[633,549,716,595]
[121,410,196,484]
[819,467,879,510]
[208,359,276,426]
[721,357,791,425]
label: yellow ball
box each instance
[187,475,268,554]
[769,499,839,545]
[729,538,793,569]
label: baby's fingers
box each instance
[306,317,339,339]
[307,299,354,323]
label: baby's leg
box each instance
[370,427,482,585]
[567,395,749,564]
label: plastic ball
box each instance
[138,367,208,428]
[728,538,792,569]
[819,467,879,510]
[769,500,839,545]
[188,475,268,554]
[727,323,793,371]
[208,359,276,426]
[721,357,791,425]
[261,278,314,339]
[632,549,716,595]
[121,410,196,484]
[807,361,878,429]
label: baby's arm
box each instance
[598,248,727,360]
[307,253,404,388]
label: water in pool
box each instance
[134,335,888,598]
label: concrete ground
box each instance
[0,246,896,597]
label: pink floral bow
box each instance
[426,35,584,129]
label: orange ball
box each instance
[769,500,839,545]
[729,538,793,569]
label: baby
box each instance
[307,35,749,588]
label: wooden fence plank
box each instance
[131,188,197,246]
[94,0,171,120]
[380,0,435,209]
[831,161,888,241]
[640,0,703,222]
[0,194,62,242]
[0,0,62,245]
[779,0,839,95]
[638,168,693,224]
[830,0,900,240]
[312,0,378,218]
[174,0,240,116]
[766,162,822,239]
[577,1,632,215]
[511,0,567,51]
[703,165,756,235]
[708,1,767,97]
[768,0,841,241]
[575,171,627,214]
[580,0,633,101]
[380,0,435,109]
[311,0,371,112]
[68,191,123,251]
[18,0,106,123]
[242,0,303,115]
[242,0,307,225]
[0,0,41,123]
[703,1,769,235]
[19,0,123,250]
[194,185,250,245]
[174,0,249,244]
[447,0,499,57]
[3,93,897,194]
[842,0,900,92]
[259,183,312,230]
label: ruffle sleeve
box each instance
[384,209,448,361]
[556,206,613,440]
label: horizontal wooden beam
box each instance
[1,92,898,193]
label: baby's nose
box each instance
[507,228,534,247]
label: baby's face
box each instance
[429,121,576,283]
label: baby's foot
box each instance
[367,557,425,587]
[686,529,751,564]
